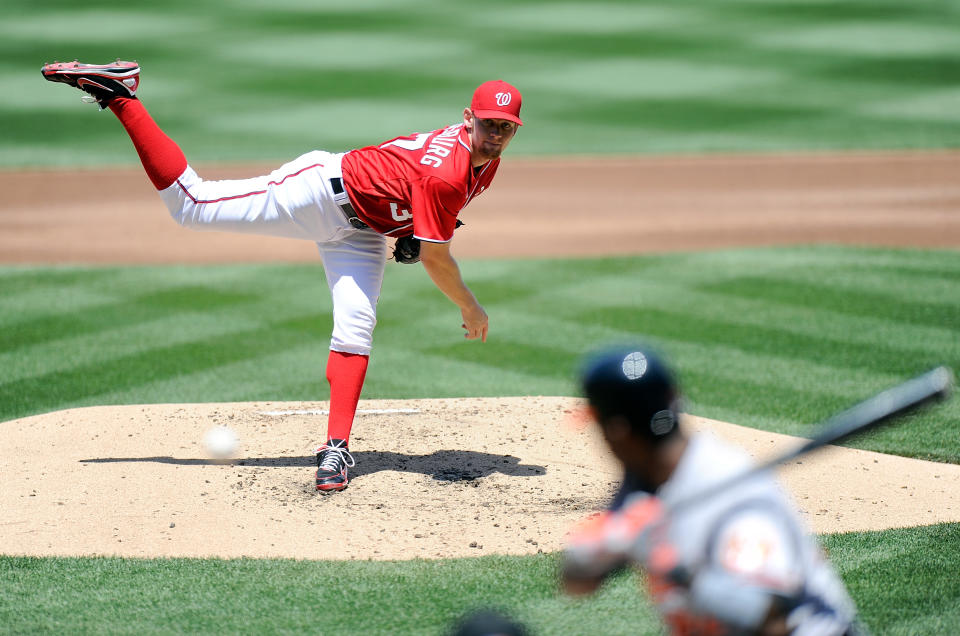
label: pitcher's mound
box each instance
[3,397,958,560]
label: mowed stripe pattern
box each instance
[1,245,958,462]
[6,0,960,166]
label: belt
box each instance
[330,177,369,229]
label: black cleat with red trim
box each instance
[41,60,140,108]
[315,439,355,492]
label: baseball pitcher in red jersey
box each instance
[41,59,523,492]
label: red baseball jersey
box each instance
[340,123,499,242]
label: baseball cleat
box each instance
[41,59,140,108]
[315,439,355,492]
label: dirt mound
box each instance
[3,398,958,560]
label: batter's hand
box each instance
[461,303,488,342]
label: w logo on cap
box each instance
[471,80,523,125]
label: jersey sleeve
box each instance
[684,504,807,633]
[708,505,804,591]
[410,176,461,243]
[692,505,856,635]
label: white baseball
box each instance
[203,425,239,458]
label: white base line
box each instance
[257,408,422,416]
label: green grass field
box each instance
[2,524,958,635]
[3,247,959,459]
[3,0,960,166]
[2,247,959,633]
[2,0,960,633]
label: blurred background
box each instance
[3,0,960,167]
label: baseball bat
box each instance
[669,365,954,515]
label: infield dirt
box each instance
[1,151,959,560]
[3,398,960,561]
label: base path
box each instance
[2,151,959,263]
[2,398,959,561]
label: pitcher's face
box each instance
[465,109,517,163]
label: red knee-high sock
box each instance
[325,351,369,445]
[108,97,188,190]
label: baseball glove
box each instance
[392,234,421,264]
[392,220,464,264]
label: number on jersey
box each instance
[381,133,430,151]
[389,202,412,222]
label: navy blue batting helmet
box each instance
[579,345,680,442]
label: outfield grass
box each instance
[3,0,960,167]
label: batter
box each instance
[563,346,861,635]
[41,59,523,492]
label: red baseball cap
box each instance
[471,80,523,126]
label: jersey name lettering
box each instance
[420,125,461,168]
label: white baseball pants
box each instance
[157,151,387,355]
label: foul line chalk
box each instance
[258,408,421,416]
